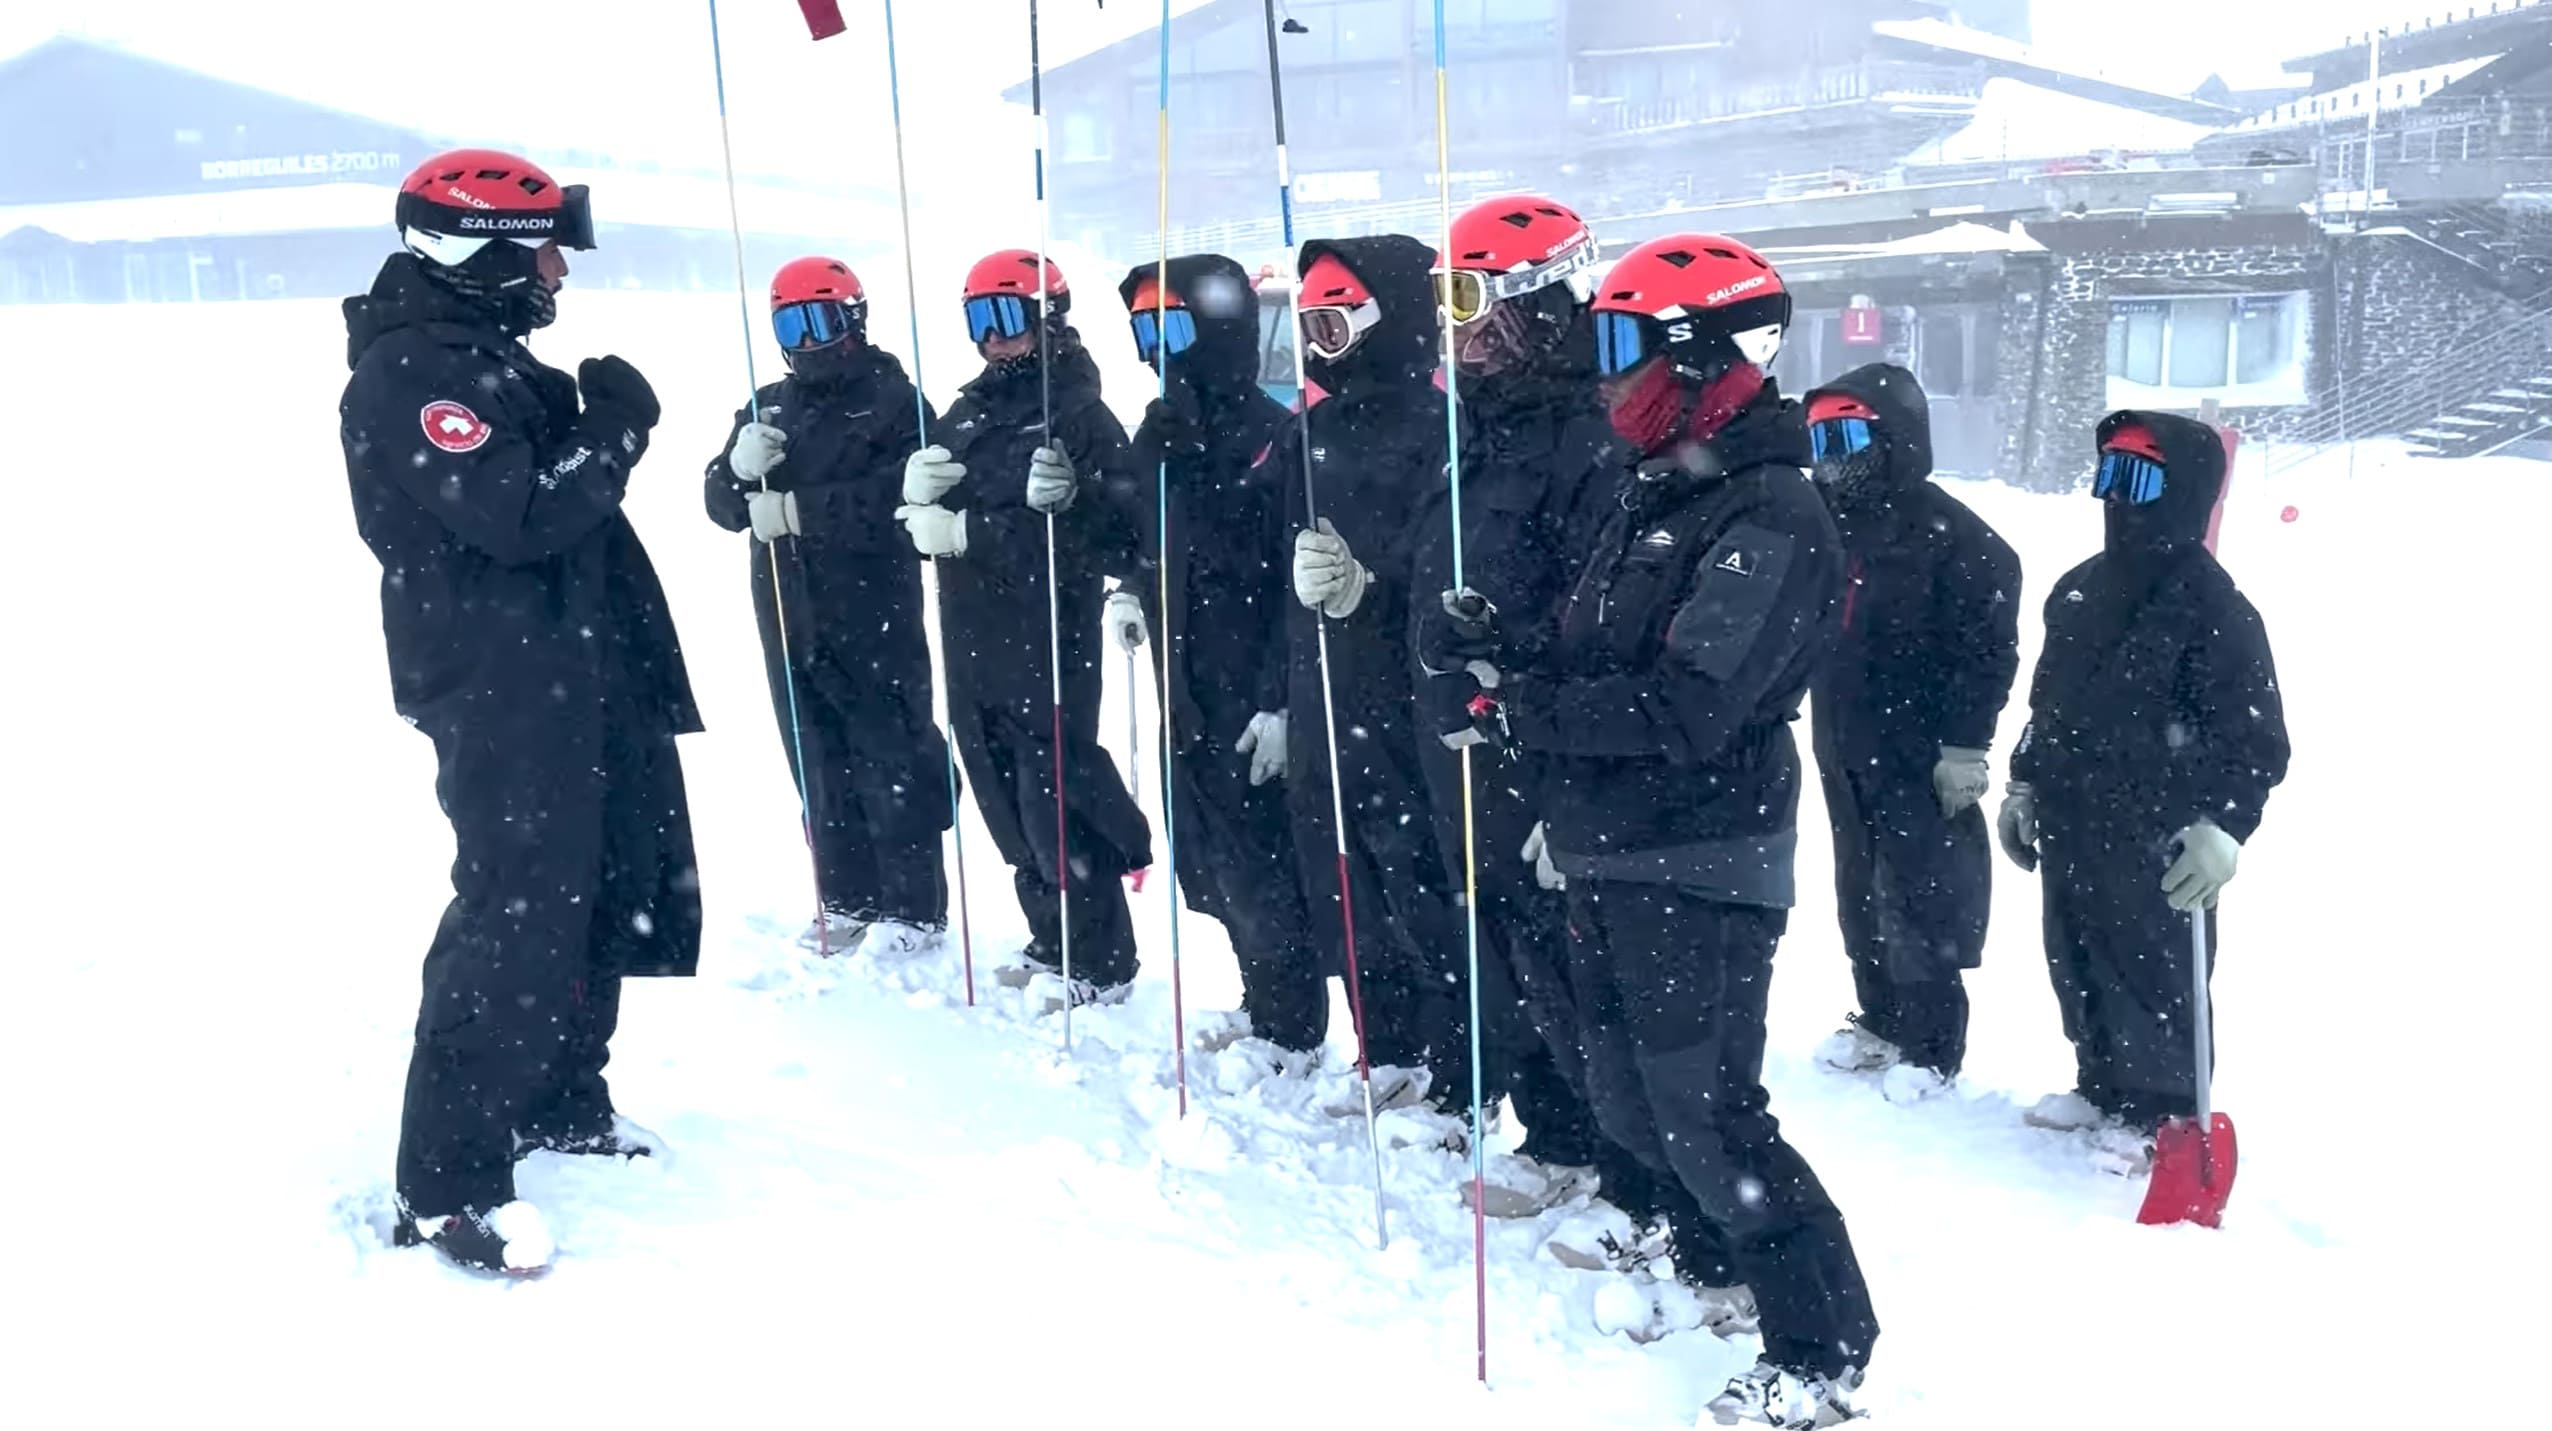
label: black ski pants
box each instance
[757,624,949,929]
[2038,808,2216,1129]
[1169,728,1327,1051]
[1814,743,1990,1074]
[953,697,1147,989]
[1565,880,1879,1379]
[399,717,701,1217]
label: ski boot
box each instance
[853,920,941,961]
[1812,1019,1901,1075]
[519,1113,662,1160]
[395,1200,554,1277]
[1879,1062,1953,1106]
[1706,1361,1862,1428]
[797,907,868,955]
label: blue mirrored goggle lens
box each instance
[965,294,1033,344]
[2094,451,2167,505]
[1809,417,1876,461]
[1131,307,1198,362]
[773,299,859,352]
[1593,311,1649,378]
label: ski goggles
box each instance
[2094,449,2168,505]
[964,293,1038,344]
[1431,238,1596,327]
[1300,298,1380,361]
[1809,417,1877,461]
[1130,305,1198,364]
[772,298,866,352]
[1592,310,1661,378]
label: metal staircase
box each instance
[2268,298,2552,470]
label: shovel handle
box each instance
[2190,906,2212,1125]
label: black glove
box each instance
[1132,387,1209,471]
[579,355,661,432]
[1426,666,1511,755]
[1418,587,1502,675]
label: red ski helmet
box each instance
[1593,234,1792,454]
[963,249,1069,344]
[771,255,865,308]
[395,148,593,267]
[1432,194,1598,326]
[769,256,868,353]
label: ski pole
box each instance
[1428,0,1488,1384]
[880,0,977,1005]
[1149,0,1189,1118]
[1028,0,1079,1053]
[1126,646,1141,804]
[705,0,827,955]
[1261,0,1387,1251]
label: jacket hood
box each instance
[1807,362,1933,484]
[1119,253,1263,396]
[344,252,505,369]
[2096,408,2224,554]
[1299,233,1440,392]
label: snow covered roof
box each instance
[1904,79,2213,166]
[1761,220,2047,265]
[1870,16,2226,119]
[0,172,887,245]
[2224,55,2501,130]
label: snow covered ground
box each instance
[3,293,2537,1427]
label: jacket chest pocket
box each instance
[1586,543,1690,661]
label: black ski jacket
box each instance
[2012,410,2289,842]
[1805,362,2021,772]
[927,337,1145,716]
[1118,255,1295,747]
[339,253,697,739]
[1507,387,1841,908]
[704,349,940,738]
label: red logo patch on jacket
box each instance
[420,400,491,453]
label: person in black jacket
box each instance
[1278,234,1470,1107]
[1486,234,1876,1426]
[1116,254,1326,1051]
[1801,364,2021,1100]
[1998,411,2289,1158]
[340,150,700,1275]
[895,250,1151,1001]
[704,256,949,956]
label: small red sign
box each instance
[419,400,491,454]
[1842,305,1884,346]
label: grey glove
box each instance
[746,489,800,543]
[1521,821,1565,892]
[1995,781,2040,873]
[1105,590,1148,651]
[2162,818,2240,912]
[1235,710,1288,787]
[729,420,787,484]
[894,503,968,558]
[902,445,966,506]
[1292,518,1371,618]
[1026,444,1078,514]
[1934,745,1991,818]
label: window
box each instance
[1060,110,1110,163]
[1919,312,1966,397]
[2106,293,2309,408]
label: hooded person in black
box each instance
[1483,234,1877,1421]
[704,257,949,953]
[2000,410,2288,1144]
[1113,254,1325,1051]
[1801,364,2021,1095]
[1275,233,1471,1104]
[339,150,699,1275]
[896,251,1151,998]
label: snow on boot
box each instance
[797,908,867,954]
[854,920,940,961]
[1545,1204,1674,1274]
[2089,1122,2158,1177]
[396,1200,555,1277]
[1705,1361,1863,1428]
[1692,1282,1761,1336]
[520,1114,662,1160]
[2024,1089,2108,1130]
[1880,1062,1953,1106]
[1187,1009,1253,1055]
[1316,1063,1429,1120]
[1025,970,1131,1017]
[1463,1155,1599,1219]
[1813,1022,1901,1074]
[1593,1276,1675,1344]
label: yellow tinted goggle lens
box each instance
[1433,270,1489,325]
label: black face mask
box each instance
[421,243,555,335]
[1813,447,1890,507]
[784,338,866,388]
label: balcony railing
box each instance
[1576,61,1982,138]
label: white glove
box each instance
[894,503,967,558]
[1292,518,1371,618]
[1995,781,2039,873]
[1521,821,1565,892]
[746,489,800,543]
[1026,444,1078,514]
[1106,590,1148,651]
[729,420,787,484]
[2162,818,2240,912]
[1235,710,1288,787]
[902,445,966,506]
[1934,745,1991,818]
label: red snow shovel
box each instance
[2138,908,2238,1228]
